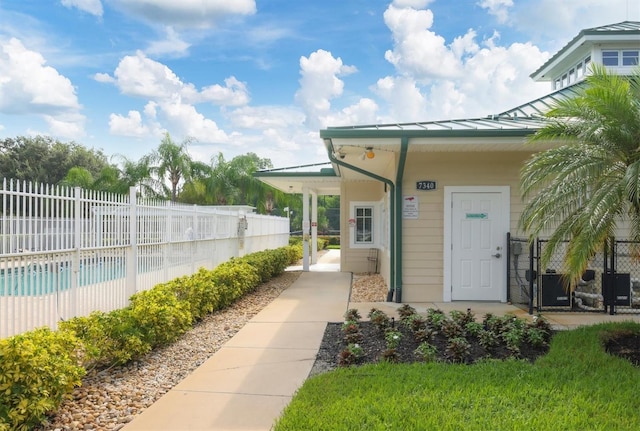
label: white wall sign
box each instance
[403,195,419,219]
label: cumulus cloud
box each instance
[294,49,357,129]
[109,110,153,137]
[110,51,248,106]
[383,5,477,80]
[371,2,551,123]
[145,27,191,57]
[478,0,514,23]
[372,76,427,122]
[0,37,85,138]
[319,98,379,128]
[61,0,103,16]
[110,0,256,29]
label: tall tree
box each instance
[519,65,640,290]
[0,136,110,185]
[150,133,194,202]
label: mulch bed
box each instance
[603,331,640,366]
[311,321,551,375]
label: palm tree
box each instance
[150,133,194,202]
[519,64,640,290]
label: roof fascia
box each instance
[320,128,538,139]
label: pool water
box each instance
[0,262,127,296]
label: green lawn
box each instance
[274,322,640,431]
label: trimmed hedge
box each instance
[0,245,301,430]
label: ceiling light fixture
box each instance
[365,147,375,159]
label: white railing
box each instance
[0,180,289,338]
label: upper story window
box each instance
[623,51,639,66]
[554,55,591,90]
[602,50,639,66]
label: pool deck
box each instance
[123,249,640,430]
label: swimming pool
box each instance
[0,261,127,296]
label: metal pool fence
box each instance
[0,180,289,338]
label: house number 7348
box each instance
[416,181,437,191]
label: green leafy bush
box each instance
[129,285,193,347]
[1,245,297,430]
[0,328,85,430]
[59,309,151,369]
[210,260,260,307]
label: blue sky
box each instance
[1,0,639,169]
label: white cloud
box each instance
[294,49,357,129]
[319,98,379,128]
[157,98,229,144]
[383,5,469,80]
[478,0,514,23]
[512,0,640,48]
[392,0,434,8]
[0,37,85,137]
[111,51,249,106]
[229,106,305,130]
[93,72,114,83]
[45,114,86,138]
[110,0,256,29]
[199,77,250,106]
[372,76,427,122]
[146,27,191,57]
[109,110,151,137]
[61,0,103,16]
[0,38,81,114]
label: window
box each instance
[350,201,380,248]
[602,50,639,66]
[569,68,575,84]
[576,61,584,79]
[623,51,639,66]
[602,51,619,66]
[355,206,373,244]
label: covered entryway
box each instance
[444,186,510,302]
[253,165,342,272]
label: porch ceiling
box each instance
[253,170,342,195]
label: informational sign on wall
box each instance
[403,195,419,219]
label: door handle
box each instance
[492,253,501,258]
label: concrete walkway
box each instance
[123,250,349,431]
[124,249,640,430]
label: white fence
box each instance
[0,180,290,338]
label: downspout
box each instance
[394,137,409,303]
[326,142,397,302]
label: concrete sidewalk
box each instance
[123,248,640,430]
[123,250,350,431]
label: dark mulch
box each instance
[310,321,551,376]
[603,331,640,366]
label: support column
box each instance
[311,190,318,264]
[302,187,310,271]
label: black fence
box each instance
[507,234,640,315]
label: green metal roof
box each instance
[320,114,546,139]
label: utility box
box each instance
[540,273,571,307]
[602,272,631,307]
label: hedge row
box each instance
[0,245,302,431]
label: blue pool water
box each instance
[0,261,127,296]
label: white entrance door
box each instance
[450,191,506,301]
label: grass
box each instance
[274,322,640,431]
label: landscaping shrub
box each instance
[59,309,151,369]
[0,328,86,430]
[1,245,298,430]
[128,285,193,347]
